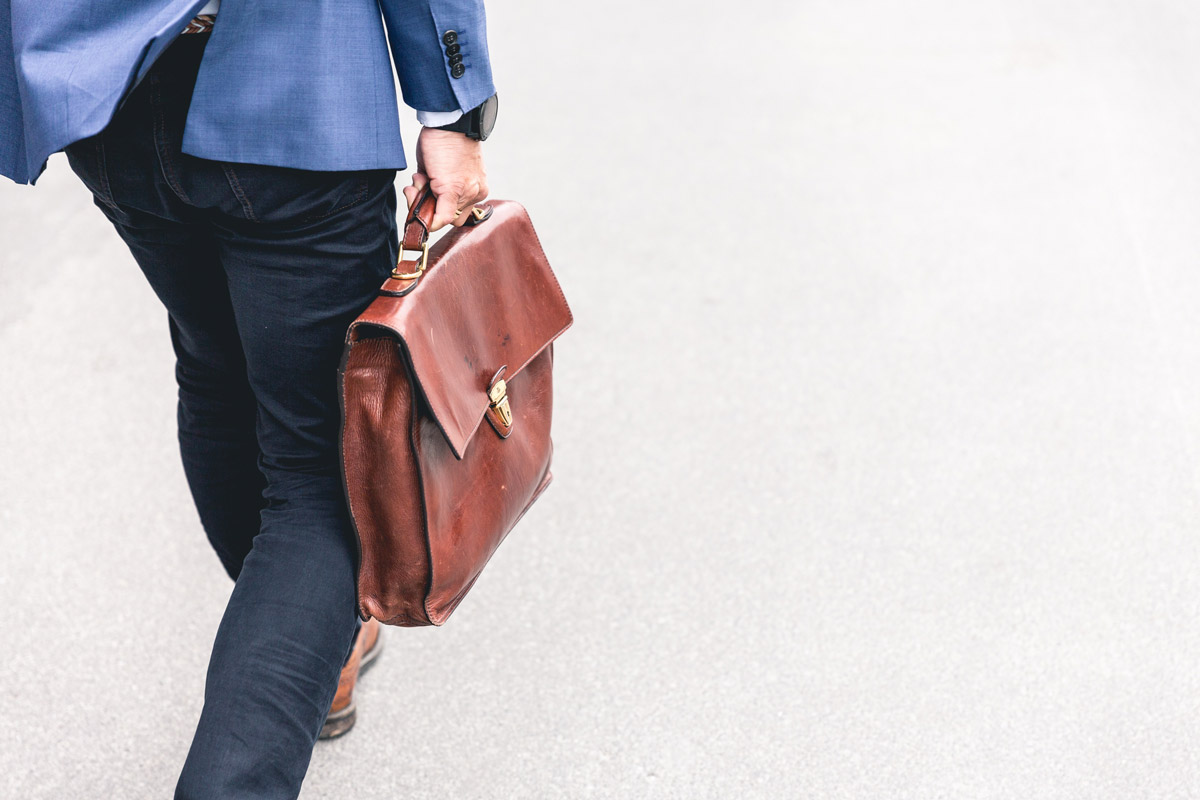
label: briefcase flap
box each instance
[345,200,572,460]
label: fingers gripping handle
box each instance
[403,185,493,245]
[403,184,438,249]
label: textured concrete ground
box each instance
[5,1,1200,797]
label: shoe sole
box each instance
[319,703,357,740]
[318,626,384,741]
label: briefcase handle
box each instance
[392,185,493,282]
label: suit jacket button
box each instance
[448,53,463,66]
[451,63,466,78]
[442,30,458,46]
[446,43,461,56]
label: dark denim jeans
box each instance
[63,32,398,799]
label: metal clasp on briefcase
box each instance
[486,367,513,437]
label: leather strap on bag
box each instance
[402,184,438,251]
[389,185,495,288]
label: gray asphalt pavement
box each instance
[6,1,1200,797]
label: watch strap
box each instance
[432,106,478,137]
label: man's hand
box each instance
[402,127,489,231]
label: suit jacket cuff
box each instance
[379,0,496,116]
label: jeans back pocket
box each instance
[219,163,394,225]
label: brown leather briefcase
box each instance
[338,187,572,626]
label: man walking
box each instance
[0,1,499,796]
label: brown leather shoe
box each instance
[319,618,382,740]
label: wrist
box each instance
[427,93,498,141]
[419,127,478,143]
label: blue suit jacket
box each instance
[0,0,494,184]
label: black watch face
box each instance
[478,94,499,140]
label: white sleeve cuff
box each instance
[416,109,464,127]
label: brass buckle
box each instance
[471,206,488,222]
[391,241,429,281]
[488,378,512,428]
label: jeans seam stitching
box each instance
[222,164,258,221]
[150,75,192,204]
[93,136,117,209]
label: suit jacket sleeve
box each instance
[377,0,495,115]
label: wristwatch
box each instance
[432,93,499,141]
